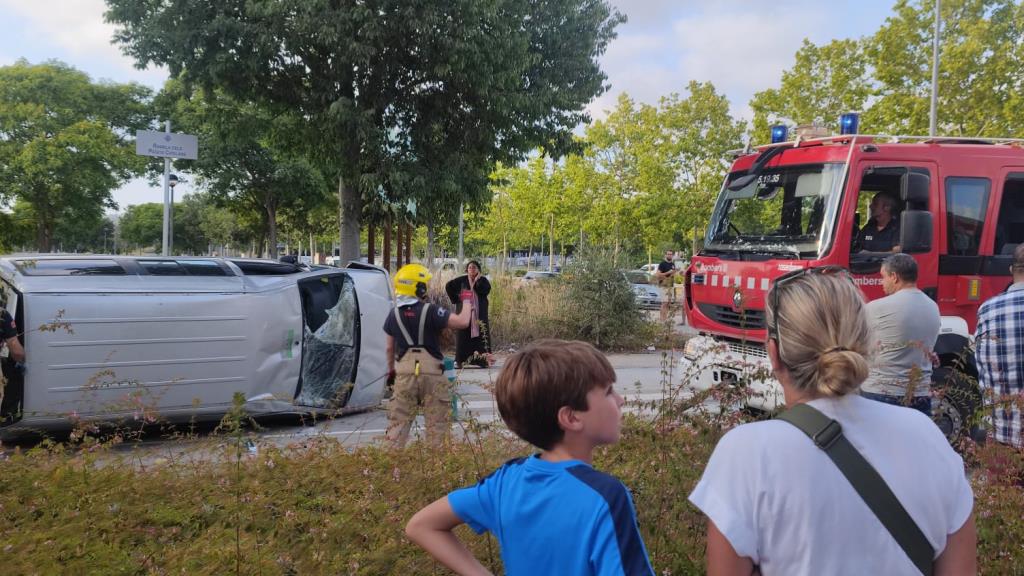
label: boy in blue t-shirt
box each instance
[405,339,655,576]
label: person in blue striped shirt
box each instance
[405,339,655,575]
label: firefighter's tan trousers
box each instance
[386,349,450,448]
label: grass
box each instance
[0,366,1021,575]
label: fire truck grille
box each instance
[726,340,768,358]
[697,303,766,330]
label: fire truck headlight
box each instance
[839,112,859,135]
[683,337,701,360]
[770,125,788,143]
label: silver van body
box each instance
[0,256,392,434]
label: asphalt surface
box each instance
[80,344,703,465]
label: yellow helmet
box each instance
[394,263,432,298]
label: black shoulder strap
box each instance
[776,403,934,576]
[393,302,430,348]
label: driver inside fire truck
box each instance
[854,192,901,253]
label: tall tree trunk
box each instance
[367,221,376,267]
[383,213,392,272]
[396,219,404,268]
[267,202,279,260]
[549,213,555,272]
[37,218,52,253]
[426,221,435,268]
[338,173,361,264]
[405,222,413,265]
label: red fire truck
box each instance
[680,119,1024,438]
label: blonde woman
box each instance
[689,268,976,575]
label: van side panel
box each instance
[22,287,302,424]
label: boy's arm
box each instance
[405,496,493,576]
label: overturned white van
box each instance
[0,256,392,435]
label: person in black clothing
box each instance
[1,308,25,388]
[855,192,901,253]
[445,260,492,368]
[655,250,680,323]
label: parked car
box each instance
[624,270,662,310]
[518,270,559,285]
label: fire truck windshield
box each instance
[705,162,845,259]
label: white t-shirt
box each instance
[689,395,973,575]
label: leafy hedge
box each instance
[0,394,1020,575]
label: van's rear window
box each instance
[15,259,126,276]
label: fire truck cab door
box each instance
[847,161,939,301]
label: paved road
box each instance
[95,348,703,464]
[256,350,695,447]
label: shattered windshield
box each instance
[705,162,845,258]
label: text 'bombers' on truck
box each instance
[681,119,1024,439]
[0,256,392,436]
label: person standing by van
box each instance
[385,264,473,448]
[445,260,492,368]
[1,307,24,366]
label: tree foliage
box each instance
[752,0,1024,138]
[750,39,870,141]
[0,60,150,251]
[471,83,743,263]
[155,82,329,258]
[105,0,624,262]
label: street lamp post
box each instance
[168,174,179,255]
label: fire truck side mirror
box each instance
[900,211,933,253]
[901,171,930,205]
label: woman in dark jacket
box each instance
[445,260,491,367]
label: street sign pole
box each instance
[162,120,172,256]
[135,125,198,257]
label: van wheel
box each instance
[931,366,981,441]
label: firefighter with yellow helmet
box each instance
[384,263,473,447]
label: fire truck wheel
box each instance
[931,365,982,442]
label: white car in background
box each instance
[624,270,662,310]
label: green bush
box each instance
[0,383,1021,574]
[561,249,646,349]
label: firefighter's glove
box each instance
[382,368,396,399]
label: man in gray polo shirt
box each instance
[861,253,941,416]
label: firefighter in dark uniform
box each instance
[384,264,472,448]
[855,192,901,252]
[1,306,26,404]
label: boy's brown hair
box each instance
[495,339,616,450]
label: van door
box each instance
[294,273,360,408]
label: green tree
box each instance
[118,203,164,252]
[750,38,870,140]
[156,83,328,258]
[0,61,150,251]
[105,0,624,263]
[866,0,1024,136]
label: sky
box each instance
[0,0,896,211]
